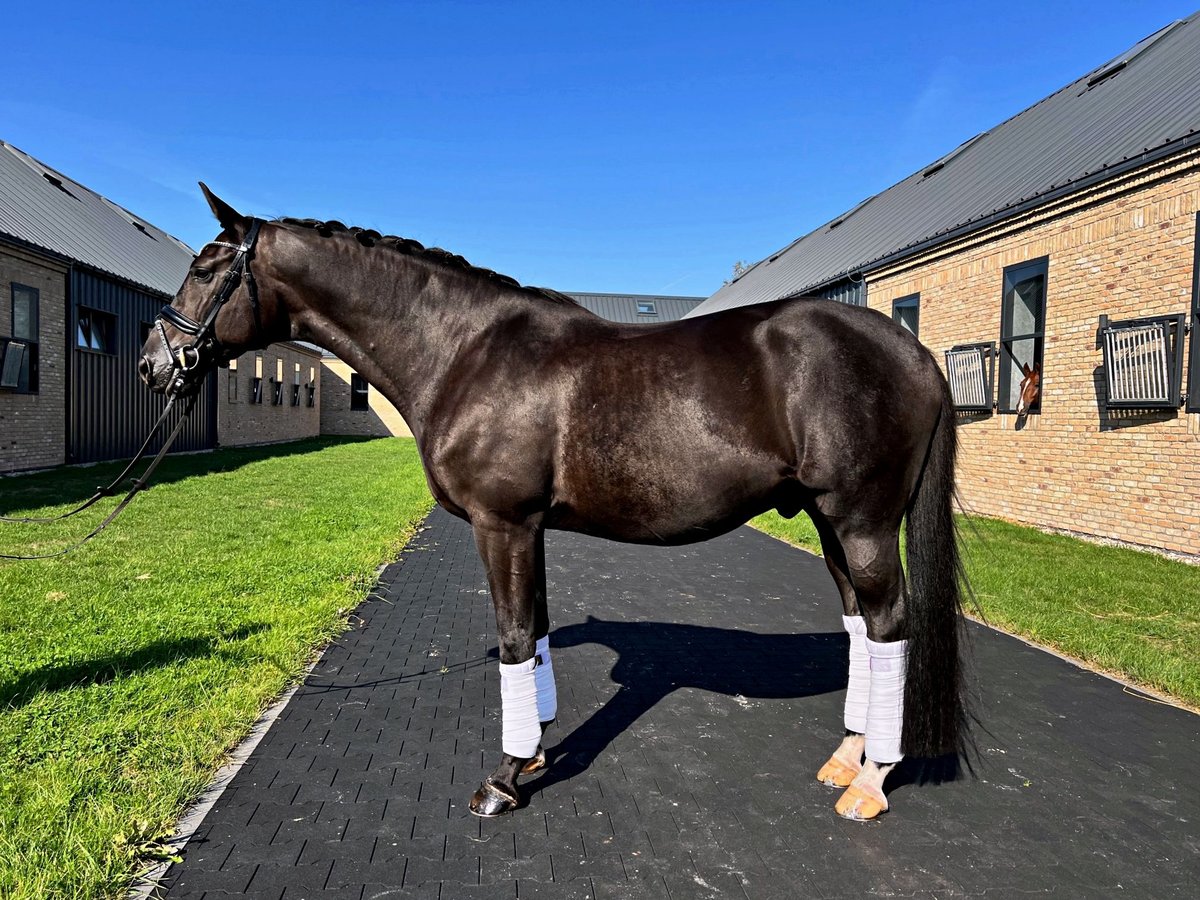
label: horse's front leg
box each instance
[468,514,556,817]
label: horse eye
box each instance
[193,269,214,283]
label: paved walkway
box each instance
[158,508,1199,899]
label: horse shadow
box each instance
[521,615,848,793]
[0,623,269,709]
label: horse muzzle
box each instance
[139,339,210,396]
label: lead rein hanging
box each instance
[0,394,180,524]
[0,394,197,560]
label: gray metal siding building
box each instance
[567,292,704,323]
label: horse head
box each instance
[139,184,289,396]
[1015,361,1041,416]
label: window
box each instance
[998,258,1048,413]
[945,343,995,412]
[227,357,238,402]
[291,363,301,406]
[77,307,117,354]
[350,373,369,410]
[892,293,920,338]
[251,352,263,404]
[636,301,657,316]
[1100,314,1186,409]
[3,284,38,393]
[306,367,317,408]
[271,359,284,405]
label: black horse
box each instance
[141,186,966,821]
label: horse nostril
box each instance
[138,356,153,384]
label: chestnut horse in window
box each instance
[1016,362,1041,416]
[140,187,969,823]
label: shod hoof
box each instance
[520,746,547,776]
[816,754,861,788]
[835,783,889,821]
[469,779,519,818]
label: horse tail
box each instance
[901,381,967,758]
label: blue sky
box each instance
[2,1,1194,297]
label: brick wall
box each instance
[320,358,414,437]
[218,343,323,447]
[0,245,67,472]
[866,151,1200,556]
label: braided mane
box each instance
[277,217,579,307]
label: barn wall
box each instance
[218,344,323,447]
[319,358,413,438]
[866,150,1200,555]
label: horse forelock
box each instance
[274,217,579,307]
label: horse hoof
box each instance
[520,746,547,776]
[469,779,519,817]
[816,755,861,788]
[834,784,888,821]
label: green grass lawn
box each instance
[0,437,433,900]
[752,510,1200,708]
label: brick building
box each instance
[690,15,1200,556]
[218,343,324,447]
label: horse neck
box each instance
[277,231,576,436]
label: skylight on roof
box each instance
[41,172,78,200]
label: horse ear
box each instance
[198,182,245,231]
[1021,362,1032,377]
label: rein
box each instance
[0,394,197,560]
[0,220,265,560]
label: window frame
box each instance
[4,283,39,393]
[76,305,118,356]
[636,301,657,316]
[997,257,1049,414]
[350,372,369,411]
[1100,313,1186,410]
[944,342,995,412]
[1188,213,1200,413]
[892,293,920,338]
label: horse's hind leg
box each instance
[467,514,557,817]
[811,513,866,788]
[829,523,908,821]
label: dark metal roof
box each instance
[567,292,705,323]
[0,140,195,297]
[692,12,1200,317]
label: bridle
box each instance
[155,217,265,395]
[0,219,266,559]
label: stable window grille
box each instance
[944,343,994,412]
[636,301,657,316]
[1101,314,1187,409]
[998,258,1048,413]
[76,306,117,354]
[4,283,39,392]
[892,294,920,338]
[271,380,283,405]
[351,373,369,410]
[291,363,301,406]
[307,366,316,407]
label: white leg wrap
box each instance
[499,657,542,758]
[534,635,557,723]
[865,637,908,765]
[842,615,869,734]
